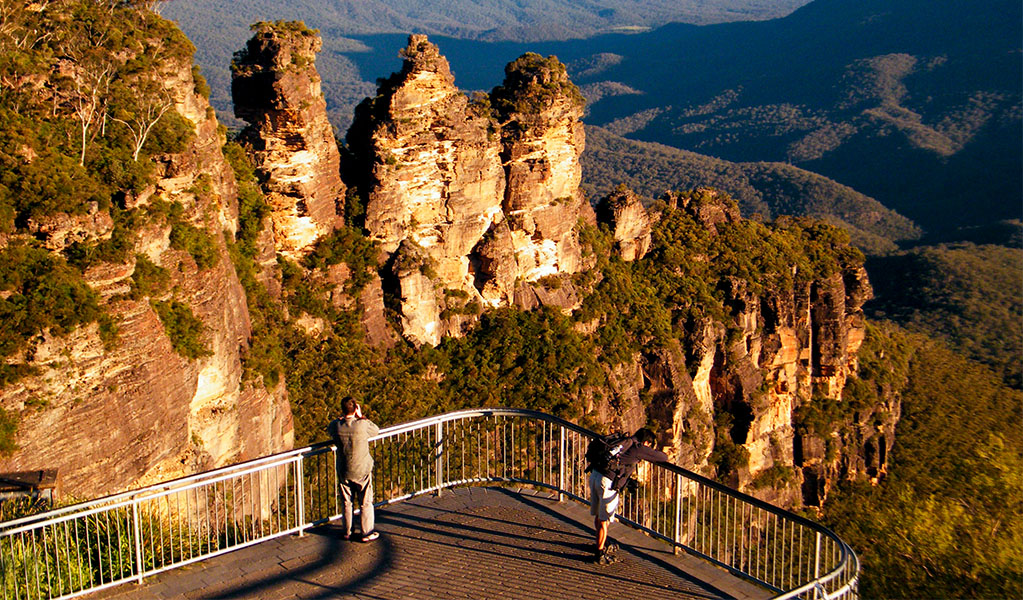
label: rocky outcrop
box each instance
[595,186,651,261]
[232,22,344,259]
[344,36,504,344]
[346,37,592,345]
[492,53,590,281]
[588,190,886,507]
[0,48,293,498]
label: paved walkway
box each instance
[91,487,770,600]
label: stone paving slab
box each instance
[89,487,771,600]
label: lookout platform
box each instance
[89,487,768,600]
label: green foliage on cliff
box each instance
[302,227,380,294]
[223,141,271,260]
[0,243,103,362]
[169,222,220,270]
[221,140,289,388]
[0,407,18,457]
[282,304,607,445]
[128,254,171,300]
[823,323,1023,598]
[576,190,865,370]
[491,53,585,117]
[0,1,196,228]
[152,299,211,359]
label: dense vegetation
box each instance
[0,243,105,384]
[824,323,1022,598]
[278,189,864,452]
[0,1,196,226]
[867,243,1023,388]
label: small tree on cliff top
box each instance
[491,52,585,117]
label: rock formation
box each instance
[595,185,651,261]
[587,189,892,506]
[345,36,592,345]
[0,39,293,498]
[232,22,344,259]
[492,52,591,281]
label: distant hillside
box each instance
[164,0,809,41]
[866,243,1023,388]
[162,0,810,129]
[583,126,919,254]
[570,0,1022,236]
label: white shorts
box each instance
[588,470,619,522]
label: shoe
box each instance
[604,541,618,554]
[361,531,379,542]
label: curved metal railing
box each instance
[0,408,858,599]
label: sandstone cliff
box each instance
[344,37,592,345]
[0,29,293,498]
[232,22,344,260]
[232,33,894,507]
[585,189,895,506]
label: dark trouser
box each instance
[340,473,374,536]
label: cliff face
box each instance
[595,186,652,261]
[587,190,895,506]
[347,37,592,345]
[232,22,344,260]
[0,44,293,498]
[492,53,591,283]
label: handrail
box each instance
[0,408,859,600]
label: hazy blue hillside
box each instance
[583,126,920,254]
[162,0,810,129]
[568,0,1022,236]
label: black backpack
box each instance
[585,432,633,476]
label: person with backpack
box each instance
[587,427,669,564]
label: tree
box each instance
[110,75,173,161]
[57,17,116,166]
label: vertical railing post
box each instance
[674,473,683,555]
[558,427,566,501]
[132,495,144,584]
[813,531,822,599]
[296,457,307,537]
[435,421,444,496]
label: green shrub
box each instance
[192,65,211,99]
[169,222,220,270]
[751,465,795,489]
[0,243,103,359]
[152,299,211,359]
[0,407,18,457]
[129,254,170,300]
[302,226,380,294]
[222,142,270,259]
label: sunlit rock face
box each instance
[492,52,589,282]
[589,190,887,509]
[346,36,592,344]
[0,51,293,499]
[232,23,344,260]
[595,186,651,262]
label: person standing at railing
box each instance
[588,428,668,564]
[326,397,380,542]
